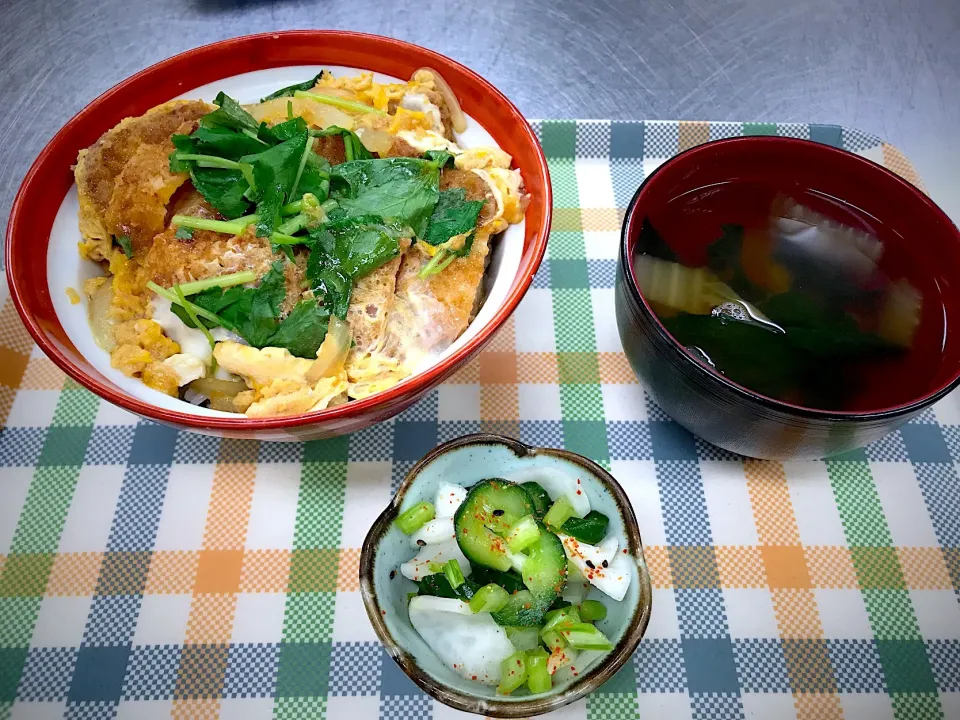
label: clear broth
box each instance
[634,180,945,412]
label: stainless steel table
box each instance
[1,0,958,234]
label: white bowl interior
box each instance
[48,65,525,417]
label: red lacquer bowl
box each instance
[5,31,551,441]
[615,137,960,459]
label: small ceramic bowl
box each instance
[615,136,960,459]
[359,434,653,718]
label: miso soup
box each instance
[632,181,943,412]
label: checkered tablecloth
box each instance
[1,121,958,720]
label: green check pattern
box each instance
[0,121,956,720]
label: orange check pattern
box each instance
[0,121,958,720]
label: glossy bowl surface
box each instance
[6,31,551,441]
[616,136,960,459]
[359,434,653,718]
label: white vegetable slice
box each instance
[505,466,591,517]
[598,535,620,562]
[560,535,631,602]
[408,596,472,616]
[400,539,471,582]
[553,649,606,684]
[562,560,591,603]
[557,533,619,568]
[434,482,468,518]
[409,595,515,685]
[584,553,633,603]
[547,645,578,675]
[409,517,456,548]
[561,578,591,605]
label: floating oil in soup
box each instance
[632,181,944,412]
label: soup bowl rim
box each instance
[618,135,960,421]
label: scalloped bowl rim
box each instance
[359,433,654,718]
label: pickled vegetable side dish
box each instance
[394,468,634,694]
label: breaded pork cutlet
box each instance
[74,100,213,259]
[375,168,498,370]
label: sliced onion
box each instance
[188,377,248,398]
[356,127,393,155]
[306,315,351,382]
[88,280,115,352]
[249,97,354,130]
[208,391,239,413]
[413,67,466,134]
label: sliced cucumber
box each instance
[521,527,568,613]
[470,565,526,595]
[561,510,610,545]
[520,482,551,519]
[455,481,567,626]
[491,590,542,627]
[455,479,535,572]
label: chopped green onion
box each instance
[294,90,387,115]
[525,649,552,693]
[496,651,527,695]
[562,623,613,651]
[540,630,566,654]
[395,501,435,535]
[505,626,540,651]
[175,271,257,296]
[542,606,580,634]
[173,284,215,351]
[173,153,242,170]
[289,136,315,200]
[505,514,540,553]
[146,282,225,327]
[468,583,509,614]
[427,561,443,573]
[443,559,465,590]
[175,226,194,240]
[287,99,294,120]
[578,600,607,622]
[544,495,576,529]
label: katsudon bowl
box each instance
[6,31,551,441]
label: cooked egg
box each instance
[400,92,443,132]
[396,129,460,154]
[454,146,512,171]
[162,353,206,386]
[214,342,314,384]
[151,297,213,364]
